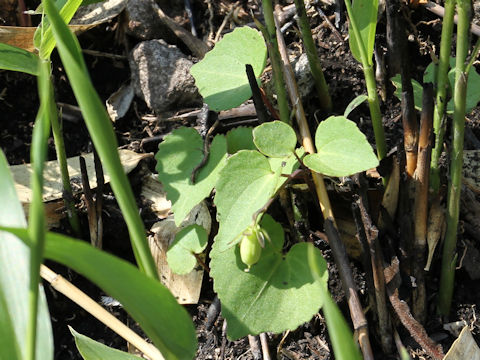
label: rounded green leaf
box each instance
[167,224,208,275]
[253,121,297,157]
[214,150,300,252]
[304,116,378,177]
[156,128,227,226]
[210,215,328,339]
[190,26,267,111]
[226,127,256,154]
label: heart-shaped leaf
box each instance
[214,150,299,252]
[156,127,227,226]
[304,116,378,177]
[210,215,328,339]
[167,224,208,275]
[253,121,297,158]
[190,26,267,111]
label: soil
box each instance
[1,1,480,359]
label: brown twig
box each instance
[412,83,434,323]
[423,1,480,37]
[324,220,374,360]
[93,149,104,249]
[260,333,271,360]
[248,335,262,360]
[79,156,98,247]
[355,196,392,354]
[384,257,444,360]
[155,4,209,58]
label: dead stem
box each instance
[384,257,444,360]
[412,83,434,323]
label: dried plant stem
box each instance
[40,265,164,360]
[412,84,434,323]
[260,0,290,124]
[275,12,373,360]
[292,0,332,111]
[355,197,392,354]
[438,0,471,316]
[430,0,455,193]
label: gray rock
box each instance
[124,0,174,41]
[129,40,201,113]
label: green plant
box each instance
[438,0,472,316]
[158,23,378,352]
[344,0,387,161]
[0,0,198,359]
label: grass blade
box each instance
[35,0,83,59]
[42,0,158,279]
[1,227,198,360]
[0,43,40,75]
[26,58,53,360]
[0,148,53,360]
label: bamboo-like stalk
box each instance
[401,87,419,178]
[26,59,52,360]
[430,0,455,193]
[40,265,164,360]
[274,12,373,360]
[412,84,434,324]
[292,0,332,111]
[261,0,290,124]
[438,0,471,316]
[343,0,387,161]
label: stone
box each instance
[124,0,172,41]
[129,40,201,113]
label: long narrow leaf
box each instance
[26,58,54,360]
[0,43,40,75]
[42,0,158,279]
[308,245,362,360]
[348,0,378,66]
[0,150,53,360]
[35,0,83,59]
[1,227,197,360]
[70,327,143,360]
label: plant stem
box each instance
[275,12,373,360]
[50,86,81,236]
[344,0,387,161]
[26,59,52,360]
[293,0,332,111]
[413,83,434,324]
[438,0,471,316]
[430,0,455,193]
[260,0,290,124]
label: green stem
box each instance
[50,84,81,236]
[438,0,471,316]
[364,65,387,161]
[344,0,386,160]
[261,0,290,124]
[430,0,455,193]
[293,0,332,111]
[26,59,52,360]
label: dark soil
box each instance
[2,1,480,359]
